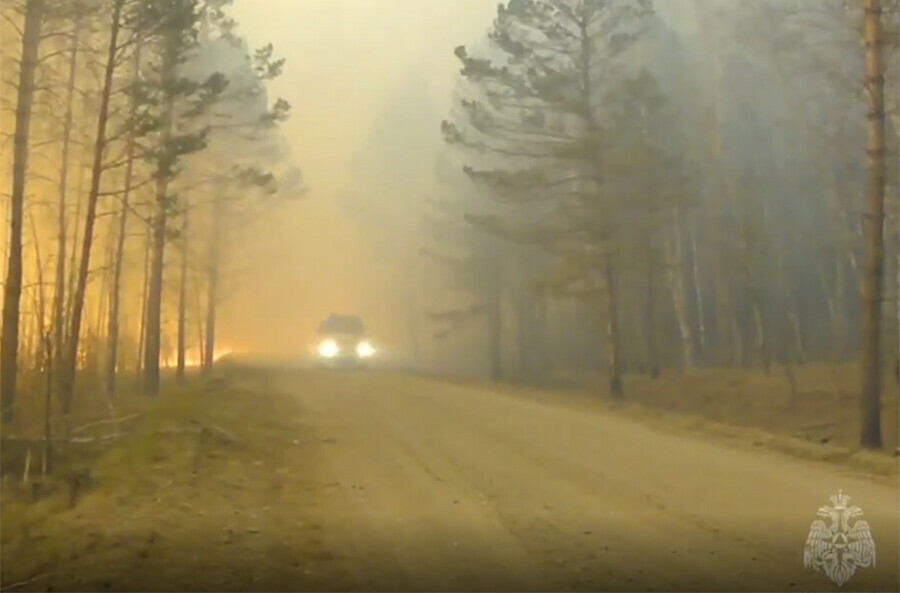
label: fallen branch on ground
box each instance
[201,423,239,444]
[3,436,114,446]
[22,450,31,483]
[71,425,241,445]
[187,418,240,443]
[7,421,241,448]
[69,433,125,444]
[0,573,52,592]
[71,413,142,435]
[18,411,136,440]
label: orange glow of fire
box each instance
[162,348,233,369]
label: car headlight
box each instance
[356,341,375,358]
[318,339,339,358]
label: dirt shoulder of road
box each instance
[0,369,337,592]
[437,364,899,486]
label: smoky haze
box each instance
[226,0,896,375]
[216,0,749,362]
[220,0,500,358]
[1,0,896,374]
[2,1,899,591]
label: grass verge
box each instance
[0,368,329,592]
[452,363,899,484]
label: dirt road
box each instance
[281,369,899,592]
[3,368,897,592]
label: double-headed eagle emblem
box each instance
[804,490,876,586]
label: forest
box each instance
[1,0,898,466]
[422,0,899,449]
[0,0,301,449]
[1,2,898,590]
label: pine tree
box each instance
[442,0,653,395]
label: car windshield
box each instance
[318,315,365,336]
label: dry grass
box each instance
[3,369,190,441]
[463,362,900,480]
[597,364,900,482]
[1,362,896,590]
[619,363,898,452]
[0,369,329,592]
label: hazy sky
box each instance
[219,1,499,354]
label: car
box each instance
[314,313,376,368]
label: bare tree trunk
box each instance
[143,35,179,396]
[1,181,6,291]
[781,313,800,406]
[43,332,54,474]
[195,287,205,367]
[748,290,770,374]
[783,242,807,365]
[644,239,660,377]
[820,159,861,363]
[60,0,125,415]
[1,0,44,424]
[789,310,806,364]
[665,205,695,372]
[517,293,547,382]
[690,225,706,358]
[822,256,847,361]
[859,0,887,449]
[202,259,218,371]
[54,18,81,397]
[710,258,737,366]
[176,211,188,384]
[65,164,86,341]
[824,164,862,282]
[725,283,743,367]
[604,252,623,397]
[105,204,127,393]
[533,293,549,381]
[105,44,140,395]
[709,152,741,364]
[202,270,216,371]
[629,289,645,374]
[516,296,531,378]
[28,209,47,372]
[486,293,502,381]
[137,227,150,378]
[21,301,34,373]
[143,210,167,395]
[729,179,769,373]
[896,242,899,384]
[203,198,224,371]
[95,225,113,340]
